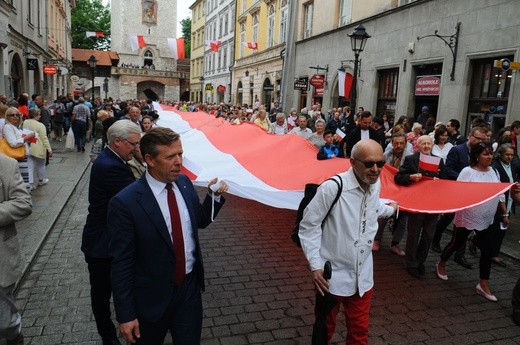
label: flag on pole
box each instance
[335,128,346,141]
[129,35,146,51]
[167,38,186,59]
[242,42,258,50]
[206,40,222,52]
[86,31,105,38]
[338,70,353,97]
[418,153,441,173]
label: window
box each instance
[242,0,246,14]
[267,5,275,48]
[303,2,313,39]
[252,13,259,48]
[219,16,223,38]
[143,50,154,67]
[240,23,246,58]
[339,0,352,27]
[27,0,33,24]
[280,6,288,43]
[376,69,399,120]
[223,46,228,70]
[224,13,228,35]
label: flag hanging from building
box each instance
[86,31,105,38]
[129,35,146,51]
[338,70,353,97]
[167,38,186,59]
[242,42,258,50]
[206,40,222,52]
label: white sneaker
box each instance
[30,184,37,191]
[39,179,49,186]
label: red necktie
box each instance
[166,183,186,285]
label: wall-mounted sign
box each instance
[310,74,325,88]
[205,84,214,91]
[415,75,441,96]
[27,59,38,70]
[263,85,274,91]
[217,85,226,93]
[294,77,308,91]
[70,75,80,82]
[314,88,324,96]
[43,65,59,76]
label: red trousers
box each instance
[324,289,373,345]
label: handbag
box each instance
[0,126,26,160]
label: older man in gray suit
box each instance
[0,154,33,345]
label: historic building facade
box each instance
[0,0,74,100]
[231,0,289,109]
[287,0,519,134]
[110,0,189,101]
[201,0,235,104]
[189,0,205,103]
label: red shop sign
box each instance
[309,74,325,88]
[415,75,441,96]
[43,65,59,76]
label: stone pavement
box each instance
[6,138,520,344]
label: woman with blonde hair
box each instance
[23,108,53,189]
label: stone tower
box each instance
[110,0,188,101]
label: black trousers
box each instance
[433,213,466,258]
[85,256,117,341]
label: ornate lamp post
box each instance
[88,55,98,100]
[348,24,370,112]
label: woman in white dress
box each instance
[432,124,453,163]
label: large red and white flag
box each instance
[86,31,105,38]
[153,104,513,213]
[338,70,353,97]
[206,40,222,52]
[167,38,186,59]
[419,153,441,173]
[129,35,146,51]
[242,42,258,50]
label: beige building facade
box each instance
[288,0,519,135]
[189,0,205,103]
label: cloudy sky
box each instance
[102,0,191,37]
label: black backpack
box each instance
[291,175,343,247]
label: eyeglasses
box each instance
[471,134,487,141]
[7,114,21,117]
[124,140,140,148]
[358,160,386,168]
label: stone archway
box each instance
[10,53,24,98]
[137,80,165,100]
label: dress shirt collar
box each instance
[145,171,174,197]
[107,146,128,164]
[345,168,374,195]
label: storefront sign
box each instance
[43,65,59,76]
[314,88,324,96]
[263,85,274,91]
[415,75,441,96]
[310,74,325,88]
[294,77,308,91]
[27,59,38,70]
[205,84,214,91]
[217,85,226,93]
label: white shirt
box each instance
[290,127,313,139]
[145,172,196,274]
[454,167,505,231]
[432,142,453,163]
[360,129,370,140]
[299,169,394,297]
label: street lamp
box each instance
[88,54,98,100]
[348,24,370,112]
[103,77,109,100]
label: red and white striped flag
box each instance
[167,38,186,59]
[242,42,258,50]
[338,70,353,97]
[128,35,146,51]
[206,40,222,52]
[418,153,441,173]
[335,128,346,140]
[86,31,105,38]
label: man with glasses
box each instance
[431,127,488,269]
[82,120,142,345]
[299,139,397,344]
[395,135,446,278]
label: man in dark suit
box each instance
[82,120,142,345]
[431,126,488,269]
[108,127,228,345]
[395,135,446,278]
[342,110,380,157]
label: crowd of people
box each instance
[1,92,520,345]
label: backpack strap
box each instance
[322,174,343,222]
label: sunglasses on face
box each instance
[7,114,21,117]
[358,160,386,168]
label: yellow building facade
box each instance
[190,0,205,103]
[232,0,289,108]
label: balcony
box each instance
[111,67,189,79]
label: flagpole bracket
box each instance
[339,60,362,77]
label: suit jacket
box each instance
[0,154,32,287]
[108,174,225,324]
[394,152,446,186]
[342,126,380,157]
[492,160,519,207]
[444,143,470,180]
[81,147,135,258]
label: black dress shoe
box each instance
[417,263,426,276]
[407,267,422,279]
[454,256,473,269]
[6,333,24,345]
[431,243,441,253]
[102,338,122,345]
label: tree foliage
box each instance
[180,17,191,58]
[71,0,111,50]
